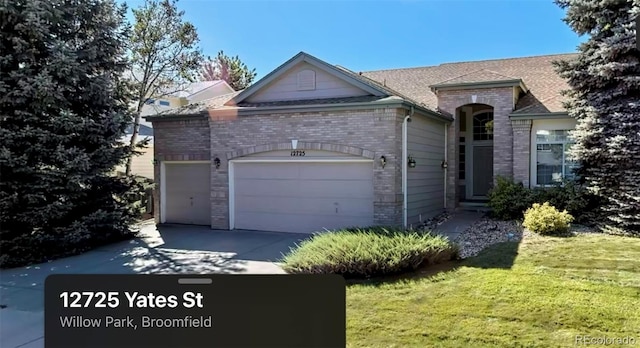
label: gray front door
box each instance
[472,146,493,197]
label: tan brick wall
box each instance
[152,118,210,224]
[436,87,515,209]
[152,108,406,229]
[511,119,532,187]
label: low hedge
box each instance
[280,227,458,278]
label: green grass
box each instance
[346,233,640,347]
[281,227,457,277]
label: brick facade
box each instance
[436,87,515,209]
[153,107,408,228]
[152,118,210,224]
[511,119,533,187]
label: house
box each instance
[117,80,234,179]
[145,51,578,233]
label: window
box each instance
[158,100,170,106]
[473,112,493,141]
[535,130,578,185]
[145,98,155,105]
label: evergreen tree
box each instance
[0,0,144,267]
[554,0,640,233]
[201,50,256,91]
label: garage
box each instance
[162,162,211,225]
[231,161,374,233]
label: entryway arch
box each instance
[456,104,494,200]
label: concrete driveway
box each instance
[0,222,310,348]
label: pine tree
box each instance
[554,0,640,233]
[201,50,257,91]
[0,0,144,267]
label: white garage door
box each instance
[164,162,210,225]
[232,161,374,233]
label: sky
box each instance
[122,0,585,80]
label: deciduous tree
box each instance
[126,0,203,175]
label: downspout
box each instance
[444,123,449,209]
[402,106,414,228]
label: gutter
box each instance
[144,98,453,124]
[402,106,414,229]
[509,111,570,120]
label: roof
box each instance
[173,80,229,98]
[361,53,577,113]
[146,52,578,120]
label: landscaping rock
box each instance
[454,218,524,259]
[418,212,452,232]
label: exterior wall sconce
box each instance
[214,157,221,169]
[441,160,448,169]
[380,155,386,168]
[152,159,158,165]
[408,156,416,168]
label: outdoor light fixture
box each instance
[408,156,416,168]
[380,155,386,168]
[441,160,448,169]
[214,157,221,169]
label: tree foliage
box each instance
[126,0,203,174]
[0,0,145,267]
[554,0,640,233]
[201,50,256,90]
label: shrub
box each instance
[487,176,534,220]
[531,180,603,225]
[523,202,574,236]
[280,227,458,278]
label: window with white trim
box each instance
[535,130,578,185]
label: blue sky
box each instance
[123,0,584,80]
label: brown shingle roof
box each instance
[361,53,577,114]
[432,69,518,86]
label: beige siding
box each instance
[407,114,446,227]
[190,83,235,103]
[114,146,154,180]
[246,62,369,103]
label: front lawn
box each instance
[347,233,640,347]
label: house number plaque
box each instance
[290,150,306,157]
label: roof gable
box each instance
[227,52,388,106]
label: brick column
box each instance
[511,119,532,187]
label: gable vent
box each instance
[297,69,316,90]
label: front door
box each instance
[465,110,494,200]
[472,146,493,197]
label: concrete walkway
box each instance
[433,211,485,241]
[0,223,310,348]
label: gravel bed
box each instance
[454,218,602,259]
[454,218,524,259]
[418,212,452,231]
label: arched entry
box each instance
[457,104,494,200]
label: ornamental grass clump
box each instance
[523,202,574,236]
[281,227,458,278]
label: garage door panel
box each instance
[164,163,211,225]
[234,211,374,233]
[233,160,374,233]
[236,196,373,215]
[296,180,374,198]
[234,163,299,179]
[299,163,371,180]
[234,178,299,196]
